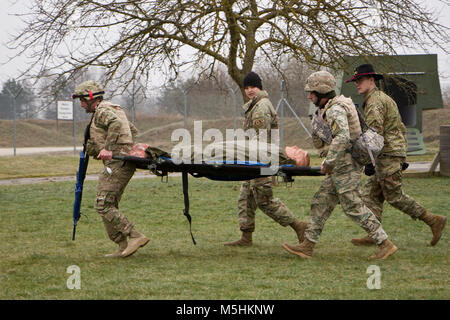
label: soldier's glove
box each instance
[402,162,409,171]
[364,164,375,176]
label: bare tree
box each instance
[8,0,450,100]
[155,68,240,118]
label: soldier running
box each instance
[224,72,307,246]
[346,64,447,246]
[282,71,398,260]
[72,80,149,258]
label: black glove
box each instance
[402,162,409,171]
[364,164,375,176]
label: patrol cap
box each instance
[305,71,336,94]
[72,80,105,100]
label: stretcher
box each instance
[112,143,323,244]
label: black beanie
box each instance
[243,71,263,90]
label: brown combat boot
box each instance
[369,239,398,260]
[121,228,149,258]
[282,239,315,258]
[418,211,447,246]
[351,235,376,246]
[105,240,128,258]
[289,219,308,243]
[224,231,252,246]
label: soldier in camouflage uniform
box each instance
[72,80,149,258]
[282,71,398,260]
[224,72,307,246]
[346,64,447,246]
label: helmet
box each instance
[72,80,105,100]
[305,71,336,94]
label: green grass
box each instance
[0,175,448,299]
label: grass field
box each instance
[0,174,448,300]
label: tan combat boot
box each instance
[121,228,149,258]
[418,211,447,246]
[369,239,398,260]
[350,235,376,246]
[282,239,315,258]
[289,219,308,243]
[224,231,252,246]
[105,240,128,258]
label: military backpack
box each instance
[350,106,384,166]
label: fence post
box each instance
[183,89,188,129]
[73,102,77,156]
[275,80,312,146]
[6,87,22,156]
[227,83,238,131]
[279,80,285,150]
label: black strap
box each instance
[182,171,196,245]
[244,97,259,115]
[355,105,370,132]
[83,115,94,153]
[72,91,105,99]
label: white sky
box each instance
[1,0,449,88]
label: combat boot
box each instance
[105,240,128,258]
[369,239,398,260]
[224,231,252,246]
[282,239,315,258]
[350,235,376,246]
[418,211,447,246]
[289,219,308,243]
[121,228,149,258]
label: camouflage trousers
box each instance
[237,177,295,232]
[95,160,136,244]
[362,155,426,221]
[305,170,388,245]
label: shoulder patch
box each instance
[252,118,266,129]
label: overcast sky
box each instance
[1,0,449,88]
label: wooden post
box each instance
[428,151,440,176]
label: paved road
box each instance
[0,147,81,156]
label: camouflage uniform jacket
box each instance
[322,95,362,173]
[363,88,407,157]
[242,90,278,141]
[86,101,138,158]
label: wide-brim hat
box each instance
[345,64,384,83]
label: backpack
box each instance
[350,107,384,166]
